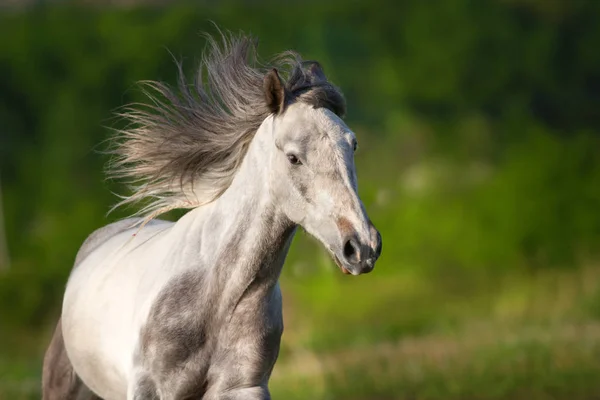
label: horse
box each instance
[41,32,382,400]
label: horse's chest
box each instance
[137,271,283,396]
[139,272,212,376]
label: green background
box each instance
[2,1,600,398]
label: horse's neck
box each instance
[176,117,294,312]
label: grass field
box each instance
[269,263,600,399]
[3,260,600,400]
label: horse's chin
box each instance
[333,254,352,275]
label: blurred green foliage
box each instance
[1,1,600,398]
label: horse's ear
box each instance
[264,68,287,114]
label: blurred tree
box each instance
[1,0,600,328]
[0,175,9,270]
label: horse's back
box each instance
[74,217,148,267]
[61,217,174,399]
[43,218,165,400]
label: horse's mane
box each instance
[107,31,345,221]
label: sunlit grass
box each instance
[3,263,600,399]
[271,321,600,399]
[270,263,600,399]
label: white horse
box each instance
[42,33,382,400]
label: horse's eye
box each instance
[353,141,358,152]
[287,154,302,165]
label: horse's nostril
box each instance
[343,238,358,263]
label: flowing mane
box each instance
[107,31,345,220]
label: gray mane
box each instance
[107,31,345,220]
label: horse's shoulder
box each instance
[74,218,166,267]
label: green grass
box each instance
[270,319,600,400]
[269,262,600,399]
[4,264,600,400]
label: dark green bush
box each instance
[1,0,600,330]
